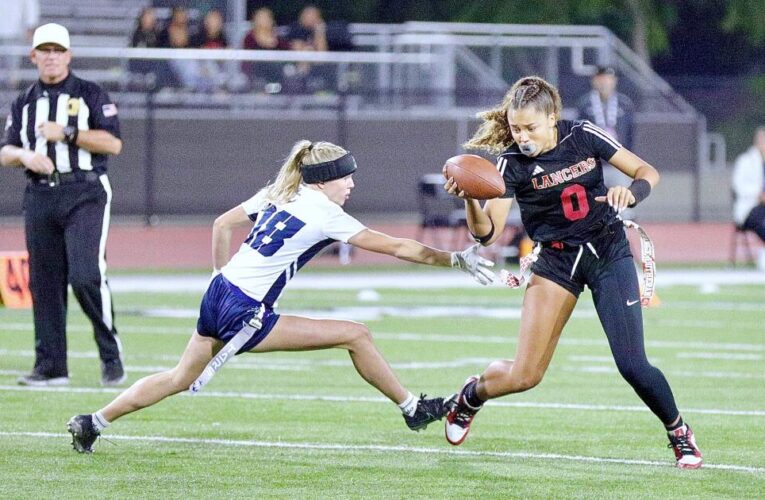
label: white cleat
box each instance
[444,375,482,446]
[668,425,703,469]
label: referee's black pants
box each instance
[24,175,121,378]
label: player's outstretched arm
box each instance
[348,229,495,284]
[348,229,451,266]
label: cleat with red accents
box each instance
[667,424,703,469]
[445,375,482,446]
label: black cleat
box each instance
[67,414,100,453]
[101,359,126,387]
[403,394,450,431]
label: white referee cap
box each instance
[33,23,71,50]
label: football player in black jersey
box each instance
[442,76,702,469]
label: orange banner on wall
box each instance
[0,251,32,309]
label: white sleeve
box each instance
[240,190,268,219]
[732,151,761,198]
[322,205,366,242]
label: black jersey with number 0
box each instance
[498,119,622,245]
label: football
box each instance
[443,154,505,200]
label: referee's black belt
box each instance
[30,171,101,187]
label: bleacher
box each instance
[0,3,725,221]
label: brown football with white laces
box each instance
[443,154,505,200]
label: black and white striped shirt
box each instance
[1,72,120,179]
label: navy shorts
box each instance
[196,274,280,354]
[531,222,633,298]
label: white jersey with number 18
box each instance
[221,186,366,306]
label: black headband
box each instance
[301,153,357,184]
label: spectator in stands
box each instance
[131,7,160,48]
[191,9,228,93]
[0,0,39,89]
[242,7,290,91]
[158,7,201,90]
[576,66,636,212]
[732,126,765,270]
[129,7,173,88]
[288,5,328,52]
[284,5,330,93]
[193,8,227,49]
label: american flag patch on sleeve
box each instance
[102,103,118,117]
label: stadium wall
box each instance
[0,113,717,221]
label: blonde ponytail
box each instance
[264,140,348,205]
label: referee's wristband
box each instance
[628,179,651,207]
[470,220,495,244]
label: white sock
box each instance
[92,411,110,432]
[398,392,417,417]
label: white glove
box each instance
[450,244,496,285]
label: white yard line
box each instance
[563,365,765,379]
[107,269,765,293]
[1,346,762,378]
[1,385,762,417]
[1,431,762,474]
[2,325,763,351]
[677,352,763,361]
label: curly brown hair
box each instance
[463,76,562,155]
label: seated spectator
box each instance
[129,7,173,88]
[192,8,228,92]
[287,5,328,52]
[159,7,201,90]
[131,7,160,48]
[193,8,227,49]
[241,7,290,91]
[284,5,331,93]
[732,126,765,270]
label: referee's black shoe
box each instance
[67,415,100,453]
[17,371,69,386]
[101,359,126,386]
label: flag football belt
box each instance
[189,307,265,394]
[301,153,357,184]
[497,219,656,307]
[622,220,656,307]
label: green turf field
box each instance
[1,276,763,498]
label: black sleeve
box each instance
[86,85,121,139]
[577,120,621,161]
[1,97,23,148]
[498,154,520,199]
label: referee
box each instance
[0,23,125,387]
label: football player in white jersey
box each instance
[67,139,494,453]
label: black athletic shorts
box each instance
[531,222,633,297]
